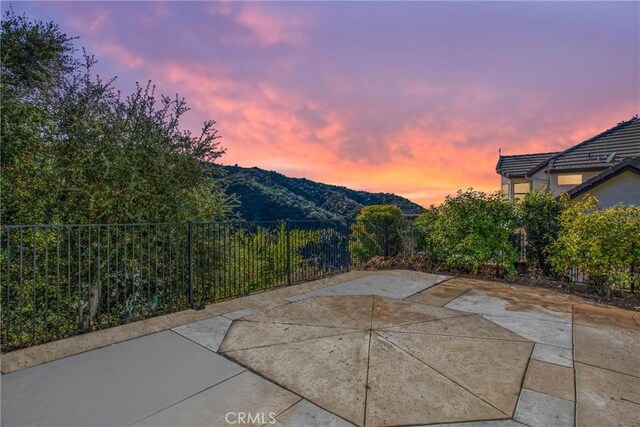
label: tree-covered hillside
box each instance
[220,165,425,221]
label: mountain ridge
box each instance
[218,165,424,221]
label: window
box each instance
[513,183,531,194]
[513,181,530,201]
[501,183,510,196]
[557,174,582,186]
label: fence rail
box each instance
[0,219,588,351]
[1,220,389,351]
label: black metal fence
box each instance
[0,219,589,351]
[1,220,394,351]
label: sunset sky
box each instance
[8,1,639,207]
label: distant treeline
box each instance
[219,165,425,222]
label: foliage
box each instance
[221,165,424,221]
[517,190,564,274]
[417,189,519,276]
[549,196,640,297]
[0,221,348,350]
[1,9,232,225]
[414,206,439,256]
[350,205,408,264]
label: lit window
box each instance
[513,183,531,194]
[512,182,530,201]
[557,174,582,186]
[501,184,510,195]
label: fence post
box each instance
[188,222,194,308]
[286,221,292,286]
[410,222,415,257]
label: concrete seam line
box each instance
[126,369,247,427]
[371,330,511,418]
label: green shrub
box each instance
[419,189,519,276]
[350,205,407,264]
[517,190,564,274]
[549,196,640,297]
[1,10,232,225]
[414,206,439,255]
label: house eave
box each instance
[566,160,640,199]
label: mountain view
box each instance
[220,165,425,221]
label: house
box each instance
[496,117,640,207]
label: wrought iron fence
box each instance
[511,229,589,284]
[1,219,597,351]
[1,220,391,351]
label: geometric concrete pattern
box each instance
[220,295,534,426]
[3,272,639,427]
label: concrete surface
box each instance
[573,323,639,377]
[286,272,448,301]
[446,288,572,323]
[272,399,355,427]
[380,331,532,415]
[406,281,471,306]
[221,295,532,425]
[134,371,300,427]
[575,362,640,427]
[224,331,370,426]
[1,330,245,427]
[530,343,574,368]
[241,296,366,329]
[172,315,233,352]
[222,307,259,320]
[2,270,638,427]
[513,388,574,427]
[371,295,466,329]
[366,334,504,426]
[381,313,527,341]
[524,360,575,402]
[425,421,527,427]
[484,315,573,349]
[219,321,363,352]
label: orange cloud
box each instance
[148,59,635,208]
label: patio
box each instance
[2,271,638,427]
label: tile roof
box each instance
[566,157,640,199]
[535,117,640,174]
[496,152,559,178]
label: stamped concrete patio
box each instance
[2,271,639,427]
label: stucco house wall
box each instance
[549,171,600,198]
[574,171,640,208]
[529,168,550,192]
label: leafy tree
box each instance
[350,205,407,263]
[549,196,640,298]
[422,189,519,276]
[517,190,564,274]
[414,206,439,255]
[1,9,232,225]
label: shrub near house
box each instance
[549,196,640,297]
[416,189,520,276]
[517,190,564,275]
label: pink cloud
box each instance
[98,43,144,69]
[148,58,635,207]
[234,7,304,46]
[208,3,307,46]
